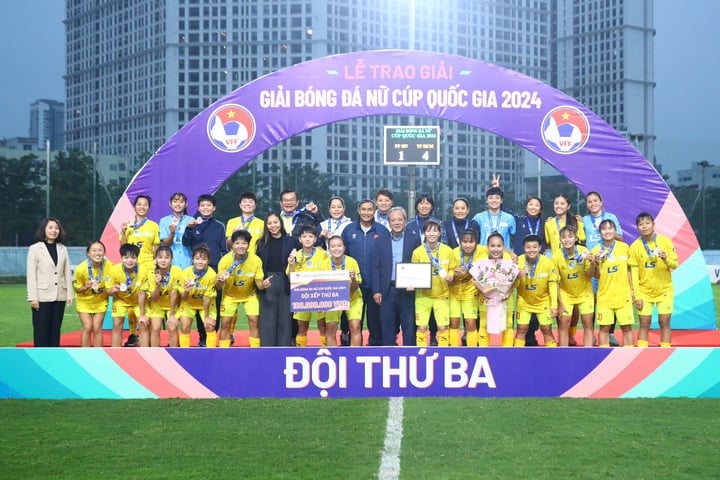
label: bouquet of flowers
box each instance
[469,259,520,334]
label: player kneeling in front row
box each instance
[514,235,559,347]
[216,230,270,347]
[629,212,678,347]
[138,246,183,347]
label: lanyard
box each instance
[525,216,540,236]
[375,212,388,228]
[132,217,148,229]
[157,269,170,287]
[601,241,616,260]
[424,243,441,269]
[451,218,469,246]
[226,255,247,274]
[298,247,316,265]
[525,258,538,279]
[488,212,501,232]
[460,249,474,269]
[193,268,208,286]
[562,246,583,263]
[124,266,137,286]
[641,235,657,257]
[331,256,346,271]
[88,262,103,283]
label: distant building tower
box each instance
[30,99,65,150]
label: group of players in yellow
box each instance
[71,184,677,348]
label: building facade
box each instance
[65,0,654,213]
[29,99,65,151]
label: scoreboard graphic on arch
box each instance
[383,126,440,166]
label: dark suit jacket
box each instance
[372,225,422,299]
[256,235,296,294]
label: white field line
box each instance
[377,396,404,480]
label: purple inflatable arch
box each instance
[101,50,715,329]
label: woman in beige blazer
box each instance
[26,218,74,347]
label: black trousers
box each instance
[32,301,66,347]
[259,272,292,346]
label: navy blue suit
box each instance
[373,224,422,346]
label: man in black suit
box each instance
[373,206,422,346]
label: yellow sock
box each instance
[179,333,191,348]
[545,340,557,347]
[319,335,327,347]
[623,343,634,348]
[569,327,577,337]
[466,330,478,347]
[514,338,526,347]
[660,342,671,348]
[502,329,515,347]
[296,335,307,347]
[448,328,460,346]
[438,331,449,347]
[206,331,217,347]
[599,343,610,348]
[219,339,231,348]
[477,329,490,347]
[416,331,428,347]
[637,339,649,348]
[249,336,261,348]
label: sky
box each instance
[0,1,718,181]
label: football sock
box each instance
[448,328,460,346]
[179,333,191,348]
[438,331,449,347]
[249,336,261,348]
[296,335,307,347]
[416,331,428,347]
[206,331,217,347]
[219,339,231,348]
[466,330,478,347]
[637,339,649,348]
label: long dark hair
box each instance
[260,212,287,244]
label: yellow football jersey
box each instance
[107,262,150,307]
[629,234,677,298]
[450,246,485,301]
[144,265,183,310]
[592,241,632,309]
[121,218,160,267]
[551,245,593,302]
[225,216,265,254]
[516,254,558,313]
[218,251,265,300]
[545,216,586,258]
[411,243,457,298]
[179,266,217,310]
[74,259,113,312]
[319,255,363,303]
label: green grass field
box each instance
[2,282,720,479]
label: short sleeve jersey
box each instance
[545,216,586,258]
[591,241,632,309]
[225,216,265,254]
[583,211,622,251]
[628,234,677,298]
[472,210,516,246]
[74,259,113,312]
[287,247,330,274]
[217,251,265,300]
[516,255,558,313]
[450,246,486,301]
[551,245,593,302]
[319,255,363,302]
[121,219,160,267]
[411,243,457,298]
[180,266,218,310]
[107,262,150,307]
[144,265,183,310]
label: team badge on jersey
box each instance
[540,105,590,155]
[207,104,256,153]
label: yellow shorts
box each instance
[449,297,479,319]
[516,309,554,326]
[560,294,595,316]
[221,294,259,317]
[637,292,674,316]
[415,295,450,328]
[112,303,139,318]
[76,299,109,314]
[597,303,634,326]
[178,305,211,320]
[147,304,170,319]
[294,311,326,323]
[326,296,363,323]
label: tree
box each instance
[0,155,45,245]
[49,150,96,245]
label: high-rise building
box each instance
[29,99,65,150]
[65,0,654,211]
